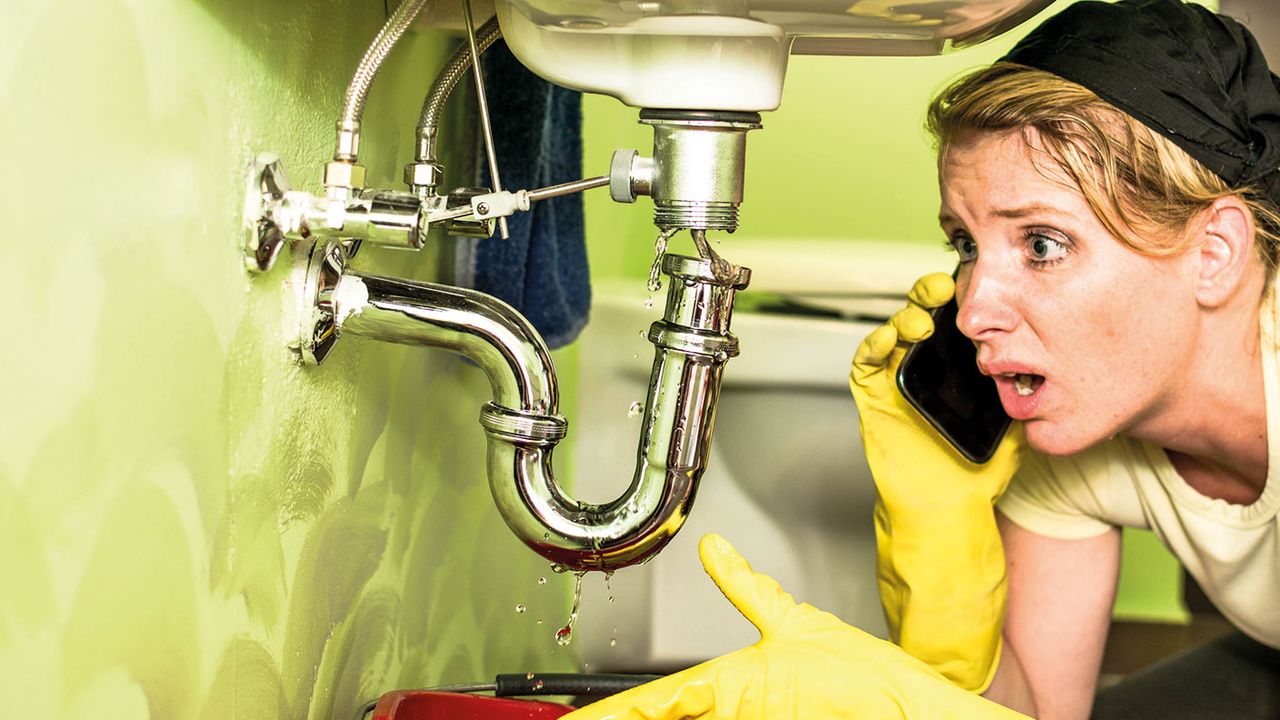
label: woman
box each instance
[914,1,1280,715]
[564,1,1280,717]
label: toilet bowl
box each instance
[569,238,953,672]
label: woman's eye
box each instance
[951,235,978,261]
[1027,231,1069,263]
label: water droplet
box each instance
[527,672,536,680]
[515,603,526,613]
[643,297,654,309]
[550,562,567,574]
[538,576,547,586]
[555,625,572,645]
[543,532,550,540]
[647,228,678,292]
[533,679,545,691]
[610,638,618,647]
[536,618,543,624]
[554,572,585,646]
[627,400,642,418]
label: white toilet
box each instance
[568,238,953,672]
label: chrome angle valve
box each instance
[241,153,499,274]
[243,153,611,274]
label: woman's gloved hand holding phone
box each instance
[560,534,1028,720]
[849,271,1025,691]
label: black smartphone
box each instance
[895,297,1011,464]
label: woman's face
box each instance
[938,129,1200,455]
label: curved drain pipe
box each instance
[300,241,750,572]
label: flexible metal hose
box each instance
[337,0,432,156]
[415,16,502,161]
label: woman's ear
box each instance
[1194,195,1257,308]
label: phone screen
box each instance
[894,298,1011,464]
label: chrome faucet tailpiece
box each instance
[300,241,750,571]
[609,110,762,233]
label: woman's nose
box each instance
[955,264,1019,341]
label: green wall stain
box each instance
[62,480,200,719]
[199,638,289,720]
[212,475,289,635]
[0,474,55,643]
[312,584,401,720]
[280,494,388,718]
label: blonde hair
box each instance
[927,62,1280,272]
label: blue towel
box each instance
[453,39,590,350]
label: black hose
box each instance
[356,672,662,718]
[353,698,378,720]
[495,672,662,699]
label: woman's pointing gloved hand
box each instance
[849,271,1025,691]
[561,533,1029,720]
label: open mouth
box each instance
[1004,372,1044,396]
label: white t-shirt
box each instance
[997,280,1280,649]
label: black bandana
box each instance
[1001,0,1280,205]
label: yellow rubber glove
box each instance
[562,534,1029,720]
[849,272,1025,692]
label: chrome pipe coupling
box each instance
[324,120,366,201]
[655,253,750,334]
[648,324,739,360]
[480,403,568,445]
[648,254,747,362]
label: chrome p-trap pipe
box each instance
[300,242,750,571]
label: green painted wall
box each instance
[0,1,576,718]
[583,0,1193,624]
